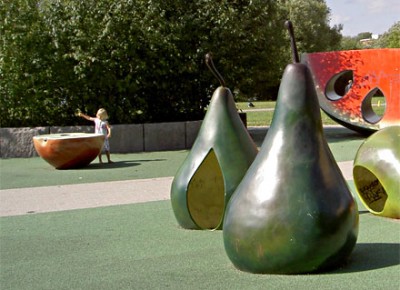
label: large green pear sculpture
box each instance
[170,53,258,230]
[223,21,359,273]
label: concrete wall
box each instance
[0,127,49,158]
[0,121,203,158]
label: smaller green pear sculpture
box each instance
[170,53,258,230]
[223,21,359,273]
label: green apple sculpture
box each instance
[353,126,400,219]
[222,21,359,274]
[170,53,258,230]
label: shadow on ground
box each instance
[323,127,366,143]
[80,159,167,170]
[332,243,400,273]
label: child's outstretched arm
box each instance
[79,112,94,121]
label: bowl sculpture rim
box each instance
[33,132,105,140]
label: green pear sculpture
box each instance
[223,21,359,273]
[170,53,258,230]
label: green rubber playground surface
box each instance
[0,150,188,190]
[1,126,399,290]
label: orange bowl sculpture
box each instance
[33,133,105,169]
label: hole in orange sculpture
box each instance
[325,70,353,101]
[361,88,386,124]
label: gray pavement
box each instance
[0,161,353,217]
[0,177,173,217]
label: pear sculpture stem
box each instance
[205,53,226,87]
[285,20,300,63]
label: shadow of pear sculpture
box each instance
[170,53,258,230]
[223,21,359,274]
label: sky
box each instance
[325,0,400,36]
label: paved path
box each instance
[0,161,353,217]
[0,177,173,217]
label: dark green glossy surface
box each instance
[223,64,359,273]
[170,86,258,230]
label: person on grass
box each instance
[79,108,113,164]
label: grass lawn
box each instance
[236,101,339,127]
[236,97,386,127]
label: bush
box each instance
[1,0,340,127]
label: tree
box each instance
[340,36,362,50]
[356,32,373,40]
[1,0,342,127]
[0,0,59,127]
[377,21,400,48]
[277,0,343,54]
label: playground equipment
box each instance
[170,53,257,230]
[353,126,400,219]
[223,22,358,274]
[302,49,400,135]
[33,133,104,169]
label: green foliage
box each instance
[339,22,400,49]
[1,0,340,127]
[340,36,362,50]
[377,21,400,48]
[356,32,373,40]
[277,0,343,53]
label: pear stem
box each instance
[205,53,226,87]
[285,20,299,63]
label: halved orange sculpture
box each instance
[302,49,400,135]
[33,133,105,169]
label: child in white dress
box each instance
[79,108,113,163]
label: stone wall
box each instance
[0,121,203,158]
[1,127,49,158]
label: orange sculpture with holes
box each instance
[302,49,400,135]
